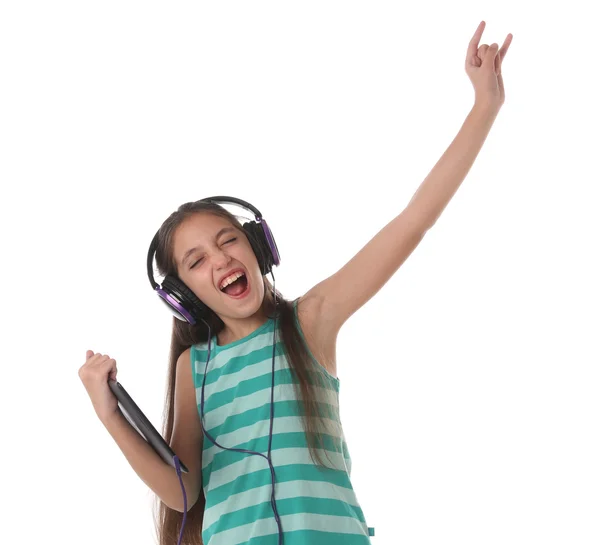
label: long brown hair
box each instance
[151,200,339,545]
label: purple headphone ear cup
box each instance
[242,220,274,276]
[161,275,211,323]
[260,218,280,267]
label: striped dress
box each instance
[191,298,374,544]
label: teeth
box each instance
[219,271,245,290]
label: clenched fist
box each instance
[78,350,119,423]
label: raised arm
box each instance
[304,22,513,338]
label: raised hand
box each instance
[465,20,513,108]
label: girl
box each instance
[79,21,512,545]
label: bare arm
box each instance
[101,347,203,513]
[406,102,500,229]
[306,102,501,335]
[101,409,198,512]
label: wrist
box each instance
[473,99,502,117]
[99,407,122,428]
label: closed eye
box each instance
[190,238,237,269]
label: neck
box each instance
[216,284,278,345]
[217,308,270,345]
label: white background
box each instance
[1,1,599,544]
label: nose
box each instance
[209,247,232,269]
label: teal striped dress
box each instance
[191,299,374,544]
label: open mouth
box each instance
[219,272,250,298]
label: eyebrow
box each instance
[180,227,237,267]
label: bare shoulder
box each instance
[294,287,339,378]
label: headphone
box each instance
[147,196,285,545]
[147,195,281,325]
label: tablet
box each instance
[108,379,189,473]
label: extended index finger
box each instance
[467,20,486,60]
